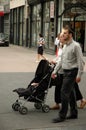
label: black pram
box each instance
[12,59,54,114]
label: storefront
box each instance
[29,0,58,51]
[10,0,86,52]
[10,7,24,45]
[0,6,4,33]
[10,0,26,46]
[28,0,86,52]
[4,4,10,37]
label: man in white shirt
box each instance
[52,25,85,123]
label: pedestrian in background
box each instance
[54,33,60,57]
[36,33,47,62]
[52,25,85,123]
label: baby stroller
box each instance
[12,59,54,115]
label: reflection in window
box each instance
[43,1,54,49]
[32,4,41,46]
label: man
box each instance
[51,33,86,110]
[52,25,85,123]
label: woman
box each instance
[36,33,47,62]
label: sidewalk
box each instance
[0,45,86,130]
[0,44,86,72]
[0,45,54,72]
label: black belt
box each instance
[63,68,78,72]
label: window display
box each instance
[43,1,55,49]
[32,4,41,46]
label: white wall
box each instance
[10,0,25,9]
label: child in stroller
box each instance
[12,59,54,114]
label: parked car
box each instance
[0,33,9,46]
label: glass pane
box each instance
[43,22,49,48]
[43,1,54,50]
[32,4,41,46]
[32,22,37,46]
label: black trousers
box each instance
[54,76,83,104]
[75,82,83,101]
[50,73,63,103]
[50,71,83,105]
[59,68,78,119]
[54,74,63,103]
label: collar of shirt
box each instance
[66,39,73,46]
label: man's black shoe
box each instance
[52,117,65,123]
[66,115,78,120]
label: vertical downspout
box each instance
[16,9,18,45]
[41,2,43,34]
[29,6,32,48]
[26,18,28,47]
[54,0,59,37]
[13,10,14,44]
[10,10,12,43]
[74,16,76,40]
[22,7,24,46]
[18,8,20,45]
[54,0,59,52]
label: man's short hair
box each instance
[63,25,74,36]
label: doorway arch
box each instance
[58,2,86,52]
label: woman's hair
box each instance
[39,33,43,37]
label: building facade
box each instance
[0,5,4,33]
[10,0,28,46]
[10,0,86,52]
[28,0,58,51]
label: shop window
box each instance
[43,1,54,50]
[32,4,41,47]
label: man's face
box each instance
[62,29,70,41]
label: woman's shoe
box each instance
[50,104,60,110]
[78,100,86,109]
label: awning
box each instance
[0,11,4,16]
[28,0,51,5]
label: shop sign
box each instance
[71,7,85,14]
[10,0,25,9]
[0,6,4,16]
[50,1,54,18]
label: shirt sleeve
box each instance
[54,38,59,46]
[75,44,85,78]
[52,56,62,74]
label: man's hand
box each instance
[50,60,56,64]
[51,73,57,79]
[76,77,81,83]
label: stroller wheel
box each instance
[42,105,50,113]
[34,103,42,109]
[18,106,28,115]
[12,102,20,111]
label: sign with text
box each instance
[0,6,4,16]
[50,1,54,18]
